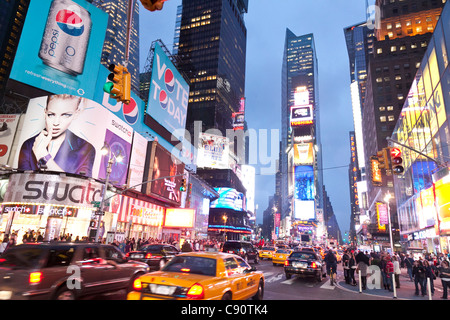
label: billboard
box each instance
[13,94,132,186]
[9,0,108,100]
[147,42,190,135]
[210,188,245,212]
[293,143,314,165]
[146,142,185,205]
[164,208,195,228]
[293,165,315,220]
[196,133,230,169]
[0,115,21,165]
[290,105,314,127]
[127,132,147,191]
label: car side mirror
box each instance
[245,266,257,273]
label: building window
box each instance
[380,116,387,122]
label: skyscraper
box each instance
[175,0,249,240]
[281,30,323,239]
[90,0,140,94]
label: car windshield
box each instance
[162,256,217,276]
[0,247,44,269]
[262,247,275,251]
[276,249,290,254]
[140,244,163,253]
[291,252,316,260]
[223,242,241,250]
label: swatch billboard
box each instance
[9,0,108,100]
[13,94,133,187]
[147,42,190,135]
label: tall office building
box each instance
[362,0,445,240]
[281,30,323,239]
[176,0,249,240]
[90,0,140,94]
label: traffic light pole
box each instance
[386,137,445,168]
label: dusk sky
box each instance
[138,0,373,232]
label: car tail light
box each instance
[29,272,42,284]
[145,253,152,259]
[133,278,142,291]
[284,260,289,266]
[126,253,130,257]
[311,262,317,269]
[187,283,204,300]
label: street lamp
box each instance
[222,214,228,242]
[94,142,123,243]
[384,192,394,254]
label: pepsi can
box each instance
[39,0,92,75]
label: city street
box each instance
[88,258,445,301]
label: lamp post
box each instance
[384,192,394,254]
[94,142,123,243]
[222,214,228,242]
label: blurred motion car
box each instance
[0,242,149,300]
[126,244,180,270]
[272,249,292,266]
[284,250,325,282]
[258,246,276,260]
[222,241,259,264]
[127,252,265,300]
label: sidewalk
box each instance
[336,267,446,300]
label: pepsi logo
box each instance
[55,9,84,36]
[122,98,138,125]
[159,90,168,109]
[164,69,175,93]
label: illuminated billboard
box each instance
[293,143,314,165]
[9,0,108,100]
[290,105,313,127]
[147,42,189,135]
[164,208,195,228]
[210,188,245,212]
[146,142,185,205]
[376,202,388,231]
[293,165,315,220]
[13,94,132,186]
[196,133,230,169]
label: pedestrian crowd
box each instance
[340,248,450,299]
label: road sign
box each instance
[91,201,101,208]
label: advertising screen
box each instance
[290,105,313,127]
[13,94,132,186]
[147,42,190,135]
[210,188,245,212]
[293,143,314,165]
[9,0,108,100]
[196,133,230,169]
[293,165,315,220]
[147,142,185,205]
[164,208,195,228]
[0,114,21,165]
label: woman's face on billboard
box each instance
[45,97,79,139]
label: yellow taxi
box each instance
[259,246,276,260]
[127,252,265,300]
[272,249,292,266]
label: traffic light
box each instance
[180,178,187,192]
[287,129,292,146]
[390,147,404,175]
[376,147,389,171]
[103,64,131,104]
[140,0,166,11]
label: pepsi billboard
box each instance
[147,42,190,135]
[9,0,108,100]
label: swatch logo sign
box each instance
[56,9,85,36]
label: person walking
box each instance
[342,250,351,284]
[404,253,414,281]
[385,255,395,292]
[438,260,450,299]
[413,260,426,296]
[393,255,401,288]
[356,251,370,290]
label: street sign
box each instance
[390,147,401,158]
[91,201,101,208]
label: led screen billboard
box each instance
[147,42,189,135]
[9,0,108,100]
[13,94,132,186]
[210,188,245,212]
[290,105,313,127]
[293,165,315,220]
